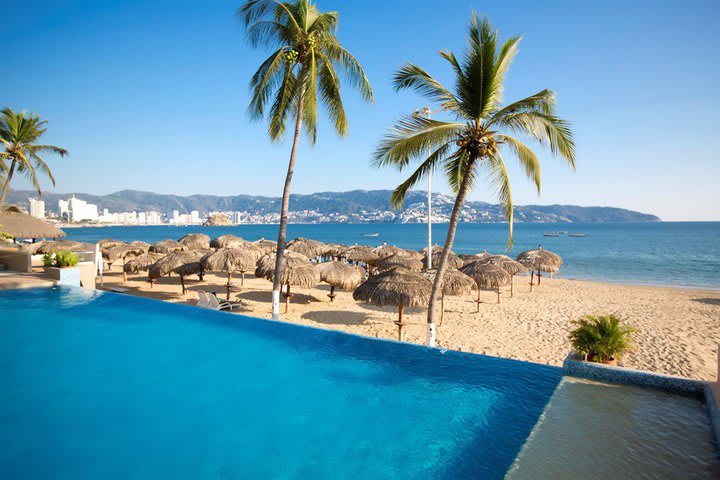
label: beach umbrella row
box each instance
[255,251,319,313]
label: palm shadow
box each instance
[301,310,370,326]
[692,297,720,306]
[237,289,319,305]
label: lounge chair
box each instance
[196,291,211,308]
[206,292,242,311]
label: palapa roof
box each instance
[353,268,432,308]
[210,234,245,249]
[400,249,424,261]
[124,252,165,273]
[425,249,463,269]
[178,233,210,250]
[481,254,527,275]
[0,205,65,239]
[460,261,511,288]
[322,243,348,257]
[253,238,277,255]
[286,237,327,258]
[422,267,476,296]
[34,239,95,254]
[149,251,204,279]
[516,247,563,273]
[376,254,424,272]
[315,261,364,290]
[98,238,125,250]
[104,243,148,262]
[254,251,319,287]
[149,239,188,254]
[201,247,258,273]
[459,252,490,266]
[341,245,379,263]
[372,244,404,259]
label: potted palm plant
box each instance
[43,250,81,286]
[569,314,636,365]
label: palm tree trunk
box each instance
[271,83,306,320]
[426,157,476,346]
[0,159,18,206]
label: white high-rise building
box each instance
[58,199,69,219]
[172,210,180,223]
[65,196,99,222]
[190,210,200,224]
[28,198,45,219]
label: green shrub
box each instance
[569,314,636,363]
[43,250,79,268]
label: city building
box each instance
[28,198,45,219]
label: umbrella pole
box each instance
[240,271,245,287]
[123,271,127,282]
[510,275,514,298]
[476,287,481,313]
[497,286,501,304]
[530,271,534,292]
[284,282,291,314]
[537,270,542,285]
[394,304,406,341]
[328,285,336,302]
[180,274,186,294]
[226,272,232,301]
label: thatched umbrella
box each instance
[373,243,404,259]
[315,261,364,301]
[0,205,65,239]
[286,237,326,258]
[253,238,277,255]
[202,247,260,300]
[516,246,563,289]
[376,254,423,272]
[131,240,151,249]
[149,239,187,254]
[210,234,247,249]
[342,245,379,266]
[481,254,528,297]
[459,251,490,266]
[353,268,432,341]
[98,238,125,250]
[105,244,149,281]
[401,249,424,261]
[322,243,348,259]
[148,251,204,293]
[422,267,475,326]
[124,252,165,276]
[421,245,463,269]
[255,251,319,313]
[35,239,95,254]
[460,261,511,309]
[178,233,210,250]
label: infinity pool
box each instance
[0,287,717,479]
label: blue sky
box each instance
[3,0,719,220]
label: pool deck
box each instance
[0,271,58,291]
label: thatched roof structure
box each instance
[461,261,511,288]
[376,254,423,272]
[373,244,404,259]
[459,252,490,266]
[178,233,210,250]
[315,261,364,290]
[123,252,165,273]
[322,243,348,257]
[342,245,379,264]
[481,254,527,275]
[0,205,65,239]
[98,238,125,250]
[34,239,95,254]
[286,237,326,258]
[353,268,432,308]
[516,247,563,273]
[104,244,148,262]
[202,248,258,273]
[148,251,203,280]
[253,238,277,255]
[255,251,319,288]
[422,267,476,296]
[210,234,245,249]
[401,249,424,261]
[131,241,151,249]
[149,239,187,254]
[421,245,463,269]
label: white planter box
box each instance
[45,266,81,287]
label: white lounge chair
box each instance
[196,291,211,308]
[206,292,242,312]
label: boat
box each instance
[543,232,559,237]
[360,233,379,237]
[568,233,588,237]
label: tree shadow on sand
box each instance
[237,289,319,305]
[691,297,720,306]
[301,310,370,326]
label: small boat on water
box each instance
[361,233,379,237]
[568,233,588,237]
[543,232,559,237]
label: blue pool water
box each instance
[62,222,720,289]
[0,287,562,479]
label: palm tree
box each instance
[0,108,68,206]
[238,0,373,319]
[374,14,575,346]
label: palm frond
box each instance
[316,52,348,136]
[389,142,453,208]
[248,47,290,120]
[494,111,576,167]
[393,63,458,110]
[496,134,540,192]
[483,152,514,247]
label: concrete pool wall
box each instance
[563,349,720,454]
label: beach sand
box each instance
[98,266,720,381]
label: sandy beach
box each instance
[94,266,720,382]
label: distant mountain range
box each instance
[6,189,661,223]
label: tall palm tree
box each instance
[0,108,68,206]
[374,14,575,346]
[239,0,373,319]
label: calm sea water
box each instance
[63,222,720,290]
[2,287,717,478]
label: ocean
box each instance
[62,222,720,290]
